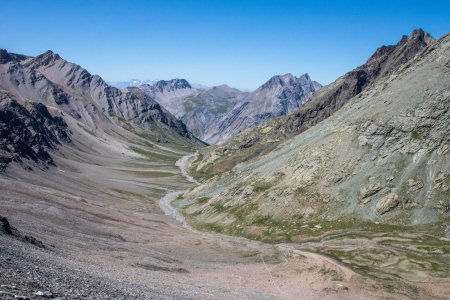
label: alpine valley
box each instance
[0,28,449,300]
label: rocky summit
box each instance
[202,73,322,144]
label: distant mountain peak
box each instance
[153,79,192,92]
[0,49,13,63]
[0,49,30,64]
[298,73,310,80]
[36,50,61,63]
[260,73,315,90]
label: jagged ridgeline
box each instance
[138,74,321,144]
[0,49,205,171]
[184,29,450,237]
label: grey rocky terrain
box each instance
[204,73,321,144]
[182,30,450,296]
[188,28,449,227]
[0,93,70,171]
[192,29,437,176]
[139,74,320,144]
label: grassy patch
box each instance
[126,170,175,178]
[192,142,279,180]
[199,223,225,233]
[211,202,228,213]
[410,130,422,140]
[195,197,210,205]
[130,146,177,161]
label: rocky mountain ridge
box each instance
[0,49,204,171]
[139,74,321,144]
[203,73,322,144]
[192,29,436,176]
[184,29,449,234]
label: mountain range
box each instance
[0,48,204,171]
[137,74,321,144]
[109,79,208,90]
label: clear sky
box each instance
[1,0,449,90]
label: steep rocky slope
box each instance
[192,29,435,176]
[139,79,200,117]
[183,30,449,237]
[0,92,70,171]
[139,75,320,144]
[177,85,249,139]
[204,73,321,144]
[139,80,247,142]
[0,49,205,172]
[21,51,197,140]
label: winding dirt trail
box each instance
[159,153,198,229]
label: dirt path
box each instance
[159,191,192,229]
[159,153,198,229]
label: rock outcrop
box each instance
[0,92,70,171]
[0,215,45,247]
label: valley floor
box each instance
[0,140,448,299]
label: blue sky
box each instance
[1,0,449,90]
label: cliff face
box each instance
[0,92,70,171]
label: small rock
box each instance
[376,193,400,215]
[1,285,16,289]
[359,182,382,199]
[34,291,53,297]
[361,197,372,204]
[408,178,424,192]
